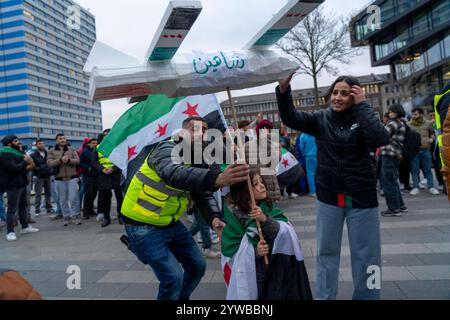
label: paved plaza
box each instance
[0,191,449,300]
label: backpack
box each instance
[401,123,421,161]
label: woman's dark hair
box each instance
[325,76,361,102]
[229,168,273,213]
[389,104,406,118]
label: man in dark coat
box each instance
[30,139,54,216]
[0,135,39,241]
[79,138,98,219]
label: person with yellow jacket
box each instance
[434,82,450,201]
[121,116,249,300]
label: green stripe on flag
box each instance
[345,195,353,208]
[98,94,185,157]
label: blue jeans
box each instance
[305,156,317,194]
[189,207,212,250]
[381,155,405,211]
[125,220,207,300]
[0,191,5,222]
[51,176,62,215]
[411,149,434,189]
[316,200,381,300]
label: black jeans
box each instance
[381,155,405,211]
[398,158,411,189]
[98,187,123,221]
[83,175,98,216]
[6,187,28,233]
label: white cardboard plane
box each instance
[84,0,324,102]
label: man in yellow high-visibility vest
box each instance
[121,116,249,300]
[434,82,450,202]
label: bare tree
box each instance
[277,6,361,107]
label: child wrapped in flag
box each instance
[221,167,312,300]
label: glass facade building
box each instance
[0,0,102,147]
[350,0,450,109]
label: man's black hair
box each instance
[55,133,65,140]
[411,107,424,115]
[182,116,207,129]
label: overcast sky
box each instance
[76,0,389,128]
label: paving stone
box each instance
[117,283,158,299]
[97,270,155,284]
[395,280,450,299]
[415,253,450,265]
[406,265,450,280]
[58,283,128,299]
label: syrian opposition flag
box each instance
[221,202,312,300]
[276,148,304,188]
[97,94,227,183]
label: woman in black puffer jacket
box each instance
[276,75,390,300]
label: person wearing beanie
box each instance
[0,135,39,241]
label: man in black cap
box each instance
[0,135,39,241]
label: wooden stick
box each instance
[226,87,269,266]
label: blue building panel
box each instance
[0,0,23,8]
[0,127,31,136]
[0,105,29,115]
[0,10,23,20]
[0,95,28,104]
[0,20,24,30]
[0,41,25,51]
[0,84,28,93]
[0,73,27,83]
[0,116,31,125]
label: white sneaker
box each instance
[6,232,17,241]
[197,234,203,243]
[309,193,317,197]
[410,188,420,196]
[429,188,440,195]
[20,226,39,234]
[289,193,299,199]
[96,213,104,222]
[202,248,221,259]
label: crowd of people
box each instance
[1,75,448,301]
[0,129,124,242]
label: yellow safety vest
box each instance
[434,89,450,167]
[97,150,114,169]
[121,155,189,226]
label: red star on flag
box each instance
[282,159,289,168]
[128,145,138,161]
[182,102,199,117]
[156,123,168,137]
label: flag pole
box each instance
[226,86,269,266]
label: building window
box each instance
[411,12,429,39]
[394,24,409,51]
[375,34,394,60]
[397,0,417,15]
[445,32,450,58]
[427,39,442,66]
[432,0,450,29]
[380,0,395,24]
[411,49,425,73]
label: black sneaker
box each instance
[400,206,408,212]
[381,209,402,217]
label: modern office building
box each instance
[350,0,450,112]
[220,73,391,131]
[0,0,102,148]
